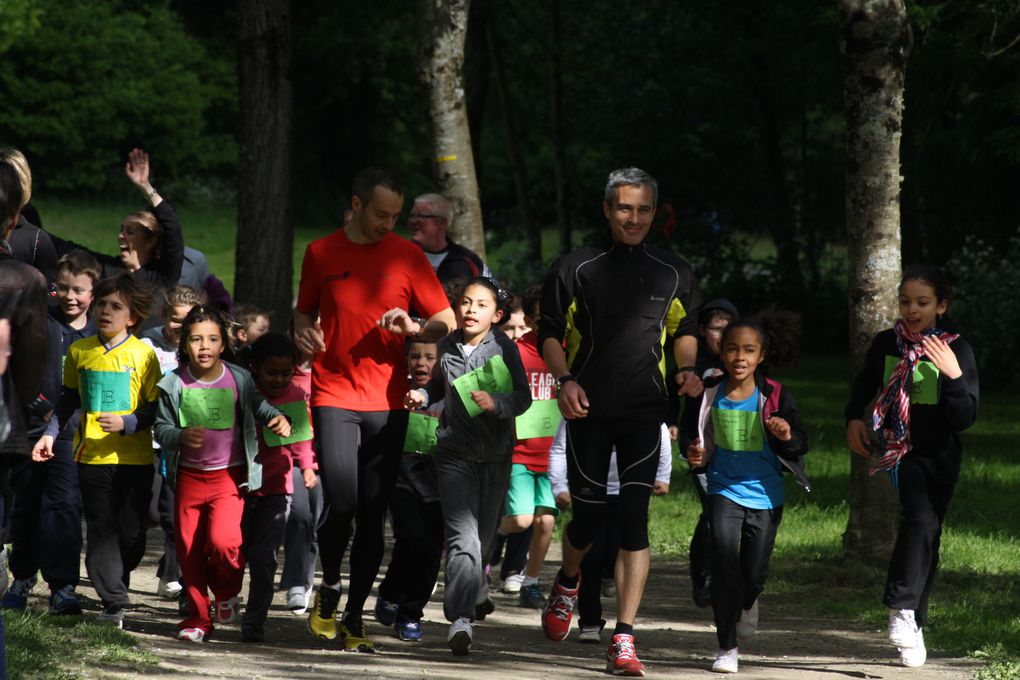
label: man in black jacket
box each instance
[538,167,702,675]
[408,193,489,285]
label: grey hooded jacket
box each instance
[418,329,531,463]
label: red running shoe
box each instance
[541,572,579,641]
[606,633,645,677]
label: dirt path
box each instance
[73,535,976,679]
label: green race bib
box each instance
[515,399,562,439]
[452,355,512,417]
[883,356,939,405]
[263,400,314,447]
[403,412,439,454]
[711,407,765,452]
[81,370,131,413]
[179,388,235,430]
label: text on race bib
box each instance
[712,407,766,452]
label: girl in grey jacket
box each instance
[403,277,531,656]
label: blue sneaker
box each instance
[49,585,82,616]
[394,618,422,642]
[1,576,36,610]
[373,596,399,626]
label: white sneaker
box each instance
[97,606,126,629]
[888,608,918,648]
[447,617,473,656]
[899,628,927,667]
[501,572,524,594]
[712,647,739,673]
[287,586,312,615]
[736,598,759,638]
[157,578,183,599]
[577,621,605,643]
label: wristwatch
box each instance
[555,374,576,394]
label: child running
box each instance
[153,305,291,642]
[682,309,809,674]
[240,332,317,642]
[403,276,532,656]
[845,265,978,669]
[141,285,207,603]
[32,273,163,628]
[499,285,559,609]
[4,251,100,616]
[374,338,445,642]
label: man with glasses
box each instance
[408,193,490,285]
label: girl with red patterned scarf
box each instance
[845,265,979,669]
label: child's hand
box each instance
[668,425,678,441]
[267,415,291,438]
[921,336,962,379]
[96,414,125,433]
[653,481,670,496]
[846,419,871,458]
[404,390,426,410]
[686,438,705,467]
[180,426,206,448]
[301,468,318,489]
[470,390,495,413]
[378,308,420,336]
[765,416,792,442]
[32,435,55,462]
[555,491,572,510]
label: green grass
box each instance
[649,354,1020,669]
[3,610,158,679]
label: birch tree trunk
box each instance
[236,0,293,328]
[417,0,486,259]
[838,0,910,562]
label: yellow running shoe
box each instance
[307,587,340,640]
[340,614,376,653]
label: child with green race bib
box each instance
[845,265,978,669]
[33,273,163,629]
[403,277,531,656]
[238,332,317,642]
[682,309,809,674]
[153,306,290,643]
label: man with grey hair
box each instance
[408,193,490,285]
[538,167,702,675]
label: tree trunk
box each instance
[839,0,910,563]
[417,0,485,259]
[550,0,570,255]
[236,0,293,329]
[485,4,539,262]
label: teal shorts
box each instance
[504,463,559,517]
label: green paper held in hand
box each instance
[516,399,562,439]
[452,355,512,417]
[81,370,131,413]
[179,388,235,430]
[403,412,439,454]
[263,401,313,446]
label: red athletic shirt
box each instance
[513,331,555,471]
[296,229,448,411]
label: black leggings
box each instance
[709,494,783,651]
[312,407,406,617]
[563,418,660,552]
[883,456,955,628]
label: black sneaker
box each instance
[473,597,495,622]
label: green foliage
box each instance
[0,0,42,53]
[974,645,1020,680]
[0,0,235,194]
[949,228,1020,388]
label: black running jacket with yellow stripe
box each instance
[538,241,701,421]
